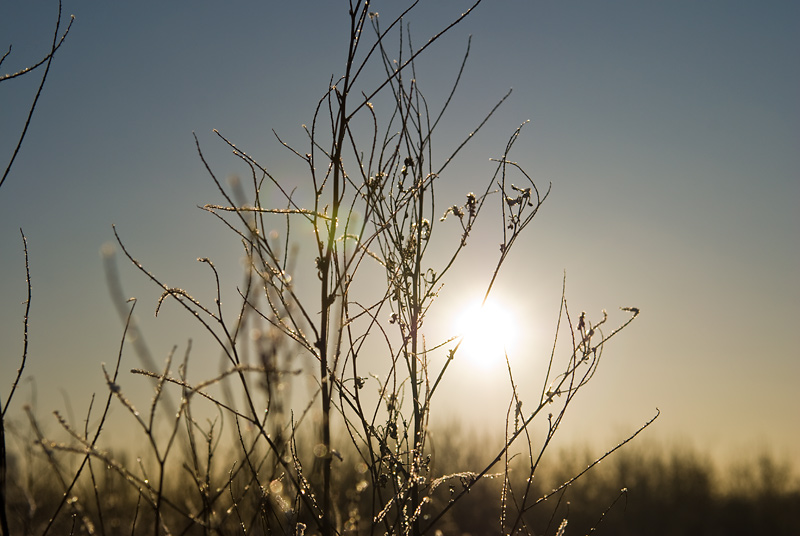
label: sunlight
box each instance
[453,296,519,370]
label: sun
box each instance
[453,296,518,369]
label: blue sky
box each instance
[1,1,798,465]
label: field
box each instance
[3,414,799,535]
[3,2,798,535]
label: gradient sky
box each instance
[1,1,798,466]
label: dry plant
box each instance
[1,2,73,534]
[3,2,659,535]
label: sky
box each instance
[1,1,798,468]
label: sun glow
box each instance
[453,297,518,369]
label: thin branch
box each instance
[1,1,74,190]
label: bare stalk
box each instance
[0,231,31,536]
